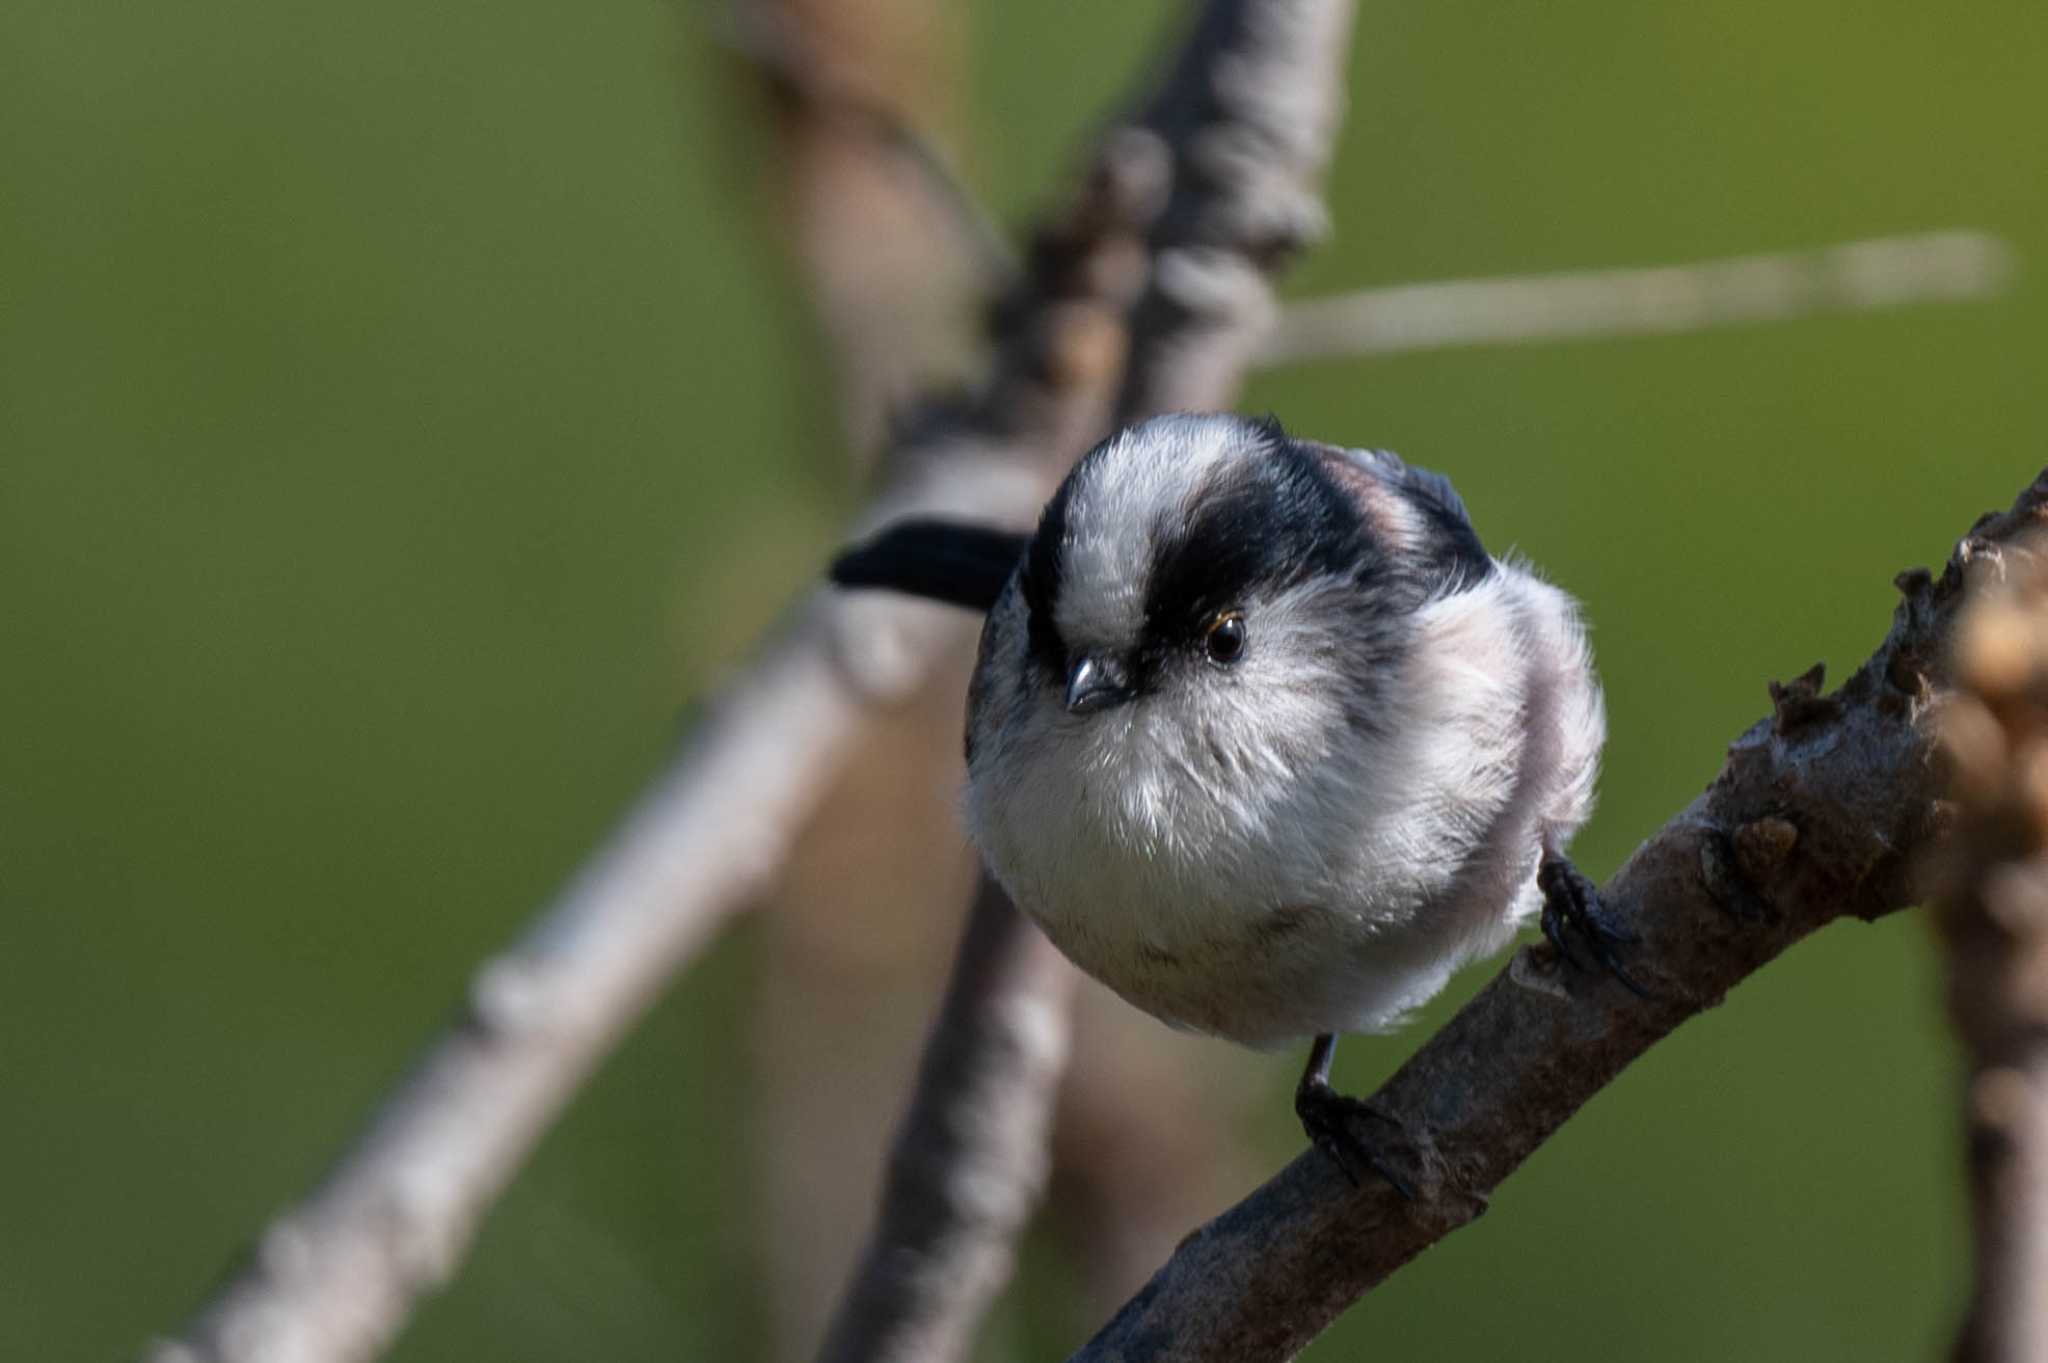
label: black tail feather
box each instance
[829,518,1030,614]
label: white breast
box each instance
[964,563,1603,1048]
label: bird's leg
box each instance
[1537,850,1650,998]
[1293,1034,1415,1199]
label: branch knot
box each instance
[1768,662,1839,735]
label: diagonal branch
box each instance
[141,550,1019,1363]
[145,5,1228,1358]
[814,3,1358,1360]
[1072,465,2048,1362]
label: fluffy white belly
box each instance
[992,792,1526,1047]
[1021,878,1507,1048]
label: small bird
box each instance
[832,412,1631,1189]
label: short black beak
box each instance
[1065,655,1132,714]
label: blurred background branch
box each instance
[1257,230,2018,365]
[1933,539,2048,1363]
[714,0,994,464]
[141,551,1017,1363]
[717,0,1019,302]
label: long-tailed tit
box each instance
[832,412,1634,1188]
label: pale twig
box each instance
[140,465,1035,1363]
[143,0,1202,1347]
[1256,229,2018,365]
[1070,468,2048,1362]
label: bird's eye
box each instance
[1204,612,1247,665]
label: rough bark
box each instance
[1072,469,2048,1363]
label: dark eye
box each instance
[1204,612,1247,665]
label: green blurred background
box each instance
[4,0,2045,1357]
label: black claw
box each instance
[1538,854,1651,1000]
[1295,1082,1416,1200]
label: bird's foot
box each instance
[1295,1079,1416,1200]
[1538,853,1651,999]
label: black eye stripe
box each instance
[1012,416,1492,702]
[1020,472,1078,679]
[1143,438,1372,640]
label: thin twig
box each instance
[1930,541,2048,1363]
[815,3,1357,1359]
[1072,466,2048,1363]
[1255,229,2018,365]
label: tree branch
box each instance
[1255,229,2018,365]
[814,2,1357,1359]
[814,883,1077,1363]
[720,1,1028,1354]
[1072,466,2048,1362]
[1116,0,1355,415]
[144,3,1216,1353]
[1932,540,2048,1363]
[142,557,1012,1363]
